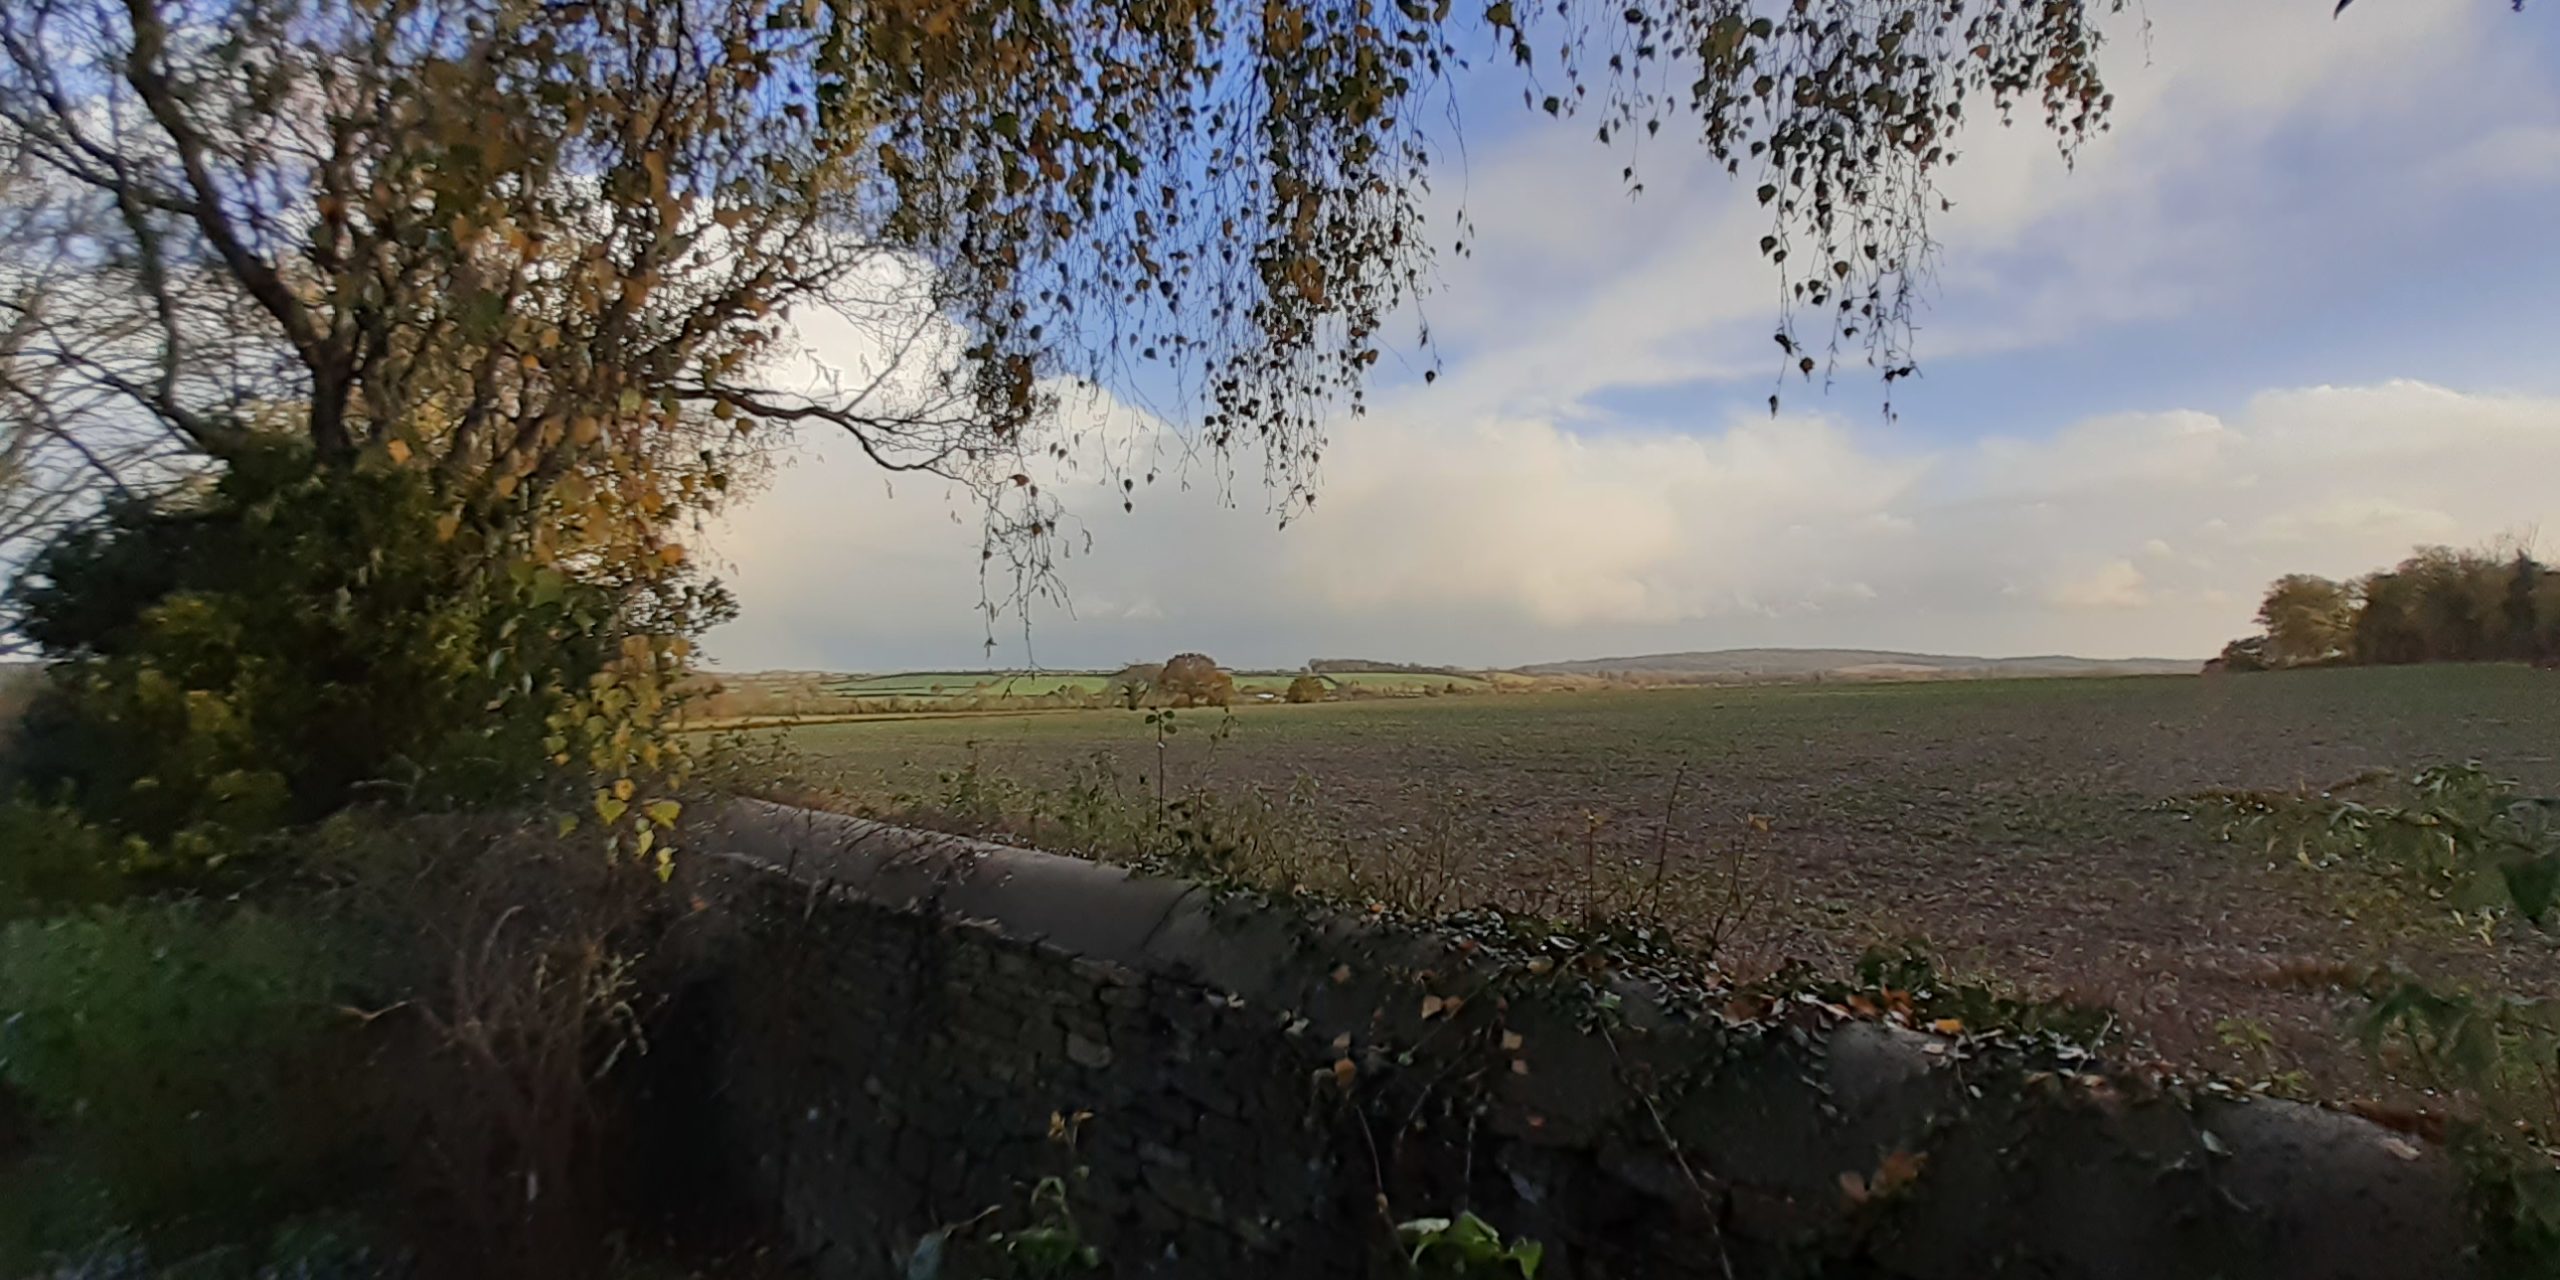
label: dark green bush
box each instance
[0,901,366,1258]
[0,799,131,919]
[5,447,723,862]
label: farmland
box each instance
[684,664,1491,721]
[756,665,2560,1085]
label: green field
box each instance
[802,667,1482,703]
[817,671,1081,697]
[762,665,2560,1083]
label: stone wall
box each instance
[671,799,2481,1279]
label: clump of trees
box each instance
[2222,545,2560,670]
[1154,653,1235,708]
[1285,674,1329,704]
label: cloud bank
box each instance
[705,381,2558,669]
[699,0,2560,672]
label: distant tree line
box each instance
[2221,545,2560,671]
[1307,658,1469,678]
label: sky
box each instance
[701,0,2560,672]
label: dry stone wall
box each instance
[670,799,2482,1279]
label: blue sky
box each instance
[704,0,2560,672]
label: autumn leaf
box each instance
[1873,1149,1927,1196]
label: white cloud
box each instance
[1411,0,2560,395]
[695,3,2560,672]
[705,380,2560,668]
[2049,560,2152,611]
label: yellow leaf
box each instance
[594,793,628,824]
[657,543,686,567]
[644,799,682,828]
[1874,1149,1927,1196]
[1420,995,1444,1020]
[434,512,461,543]
[1931,1017,1965,1036]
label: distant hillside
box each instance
[1514,647,2197,682]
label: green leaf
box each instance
[1513,1238,1545,1278]
[1454,1212,1502,1245]
[2501,855,2560,925]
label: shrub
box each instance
[0,800,132,921]
[6,448,726,863]
[0,901,364,1257]
[314,816,674,1278]
[1284,674,1326,703]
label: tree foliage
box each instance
[5,449,725,862]
[0,0,2159,560]
[2226,546,2560,671]
[2256,573,2356,667]
[1155,652,1234,708]
[0,0,2481,850]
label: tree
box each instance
[2535,572,2560,662]
[2351,570,2427,666]
[0,0,2167,561]
[1107,663,1163,711]
[2215,635,2272,673]
[2255,574,2355,667]
[2502,553,2544,661]
[2,0,2476,841]
[1156,653,1234,708]
[1285,674,1328,704]
[2236,544,2559,672]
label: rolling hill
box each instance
[1513,647,2198,682]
